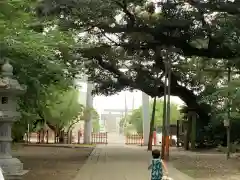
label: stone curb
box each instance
[166,162,194,180]
[72,147,100,180]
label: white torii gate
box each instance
[83,81,150,145]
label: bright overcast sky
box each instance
[94,91,184,112]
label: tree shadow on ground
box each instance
[170,149,240,179]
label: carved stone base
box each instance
[4,170,28,180]
[0,157,28,180]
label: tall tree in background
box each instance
[201,78,240,144]
[1,1,85,141]
[40,86,83,132]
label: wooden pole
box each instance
[161,62,168,160]
[189,111,197,150]
[226,66,231,159]
[176,120,180,147]
[165,57,171,160]
[148,97,157,151]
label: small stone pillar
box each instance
[0,60,27,179]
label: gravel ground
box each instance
[12,145,93,180]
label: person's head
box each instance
[152,149,161,159]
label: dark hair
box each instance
[152,149,161,159]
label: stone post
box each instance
[84,82,93,144]
[142,92,150,146]
[0,60,27,179]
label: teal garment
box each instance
[149,159,163,180]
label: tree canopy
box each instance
[36,0,240,124]
[1,0,101,141]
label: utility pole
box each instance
[226,66,231,159]
[165,57,171,160]
[161,57,168,160]
[124,92,128,125]
[27,122,30,144]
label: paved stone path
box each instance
[73,145,193,180]
[107,132,125,145]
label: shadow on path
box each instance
[73,145,193,180]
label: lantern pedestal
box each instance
[0,61,28,179]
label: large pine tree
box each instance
[36,0,240,124]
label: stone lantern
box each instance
[0,60,27,179]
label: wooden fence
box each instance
[125,134,143,145]
[24,130,108,144]
[125,132,157,146]
[125,132,179,146]
[91,132,108,144]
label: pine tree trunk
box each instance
[59,130,64,143]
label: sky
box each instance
[94,91,185,114]
[77,81,185,114]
